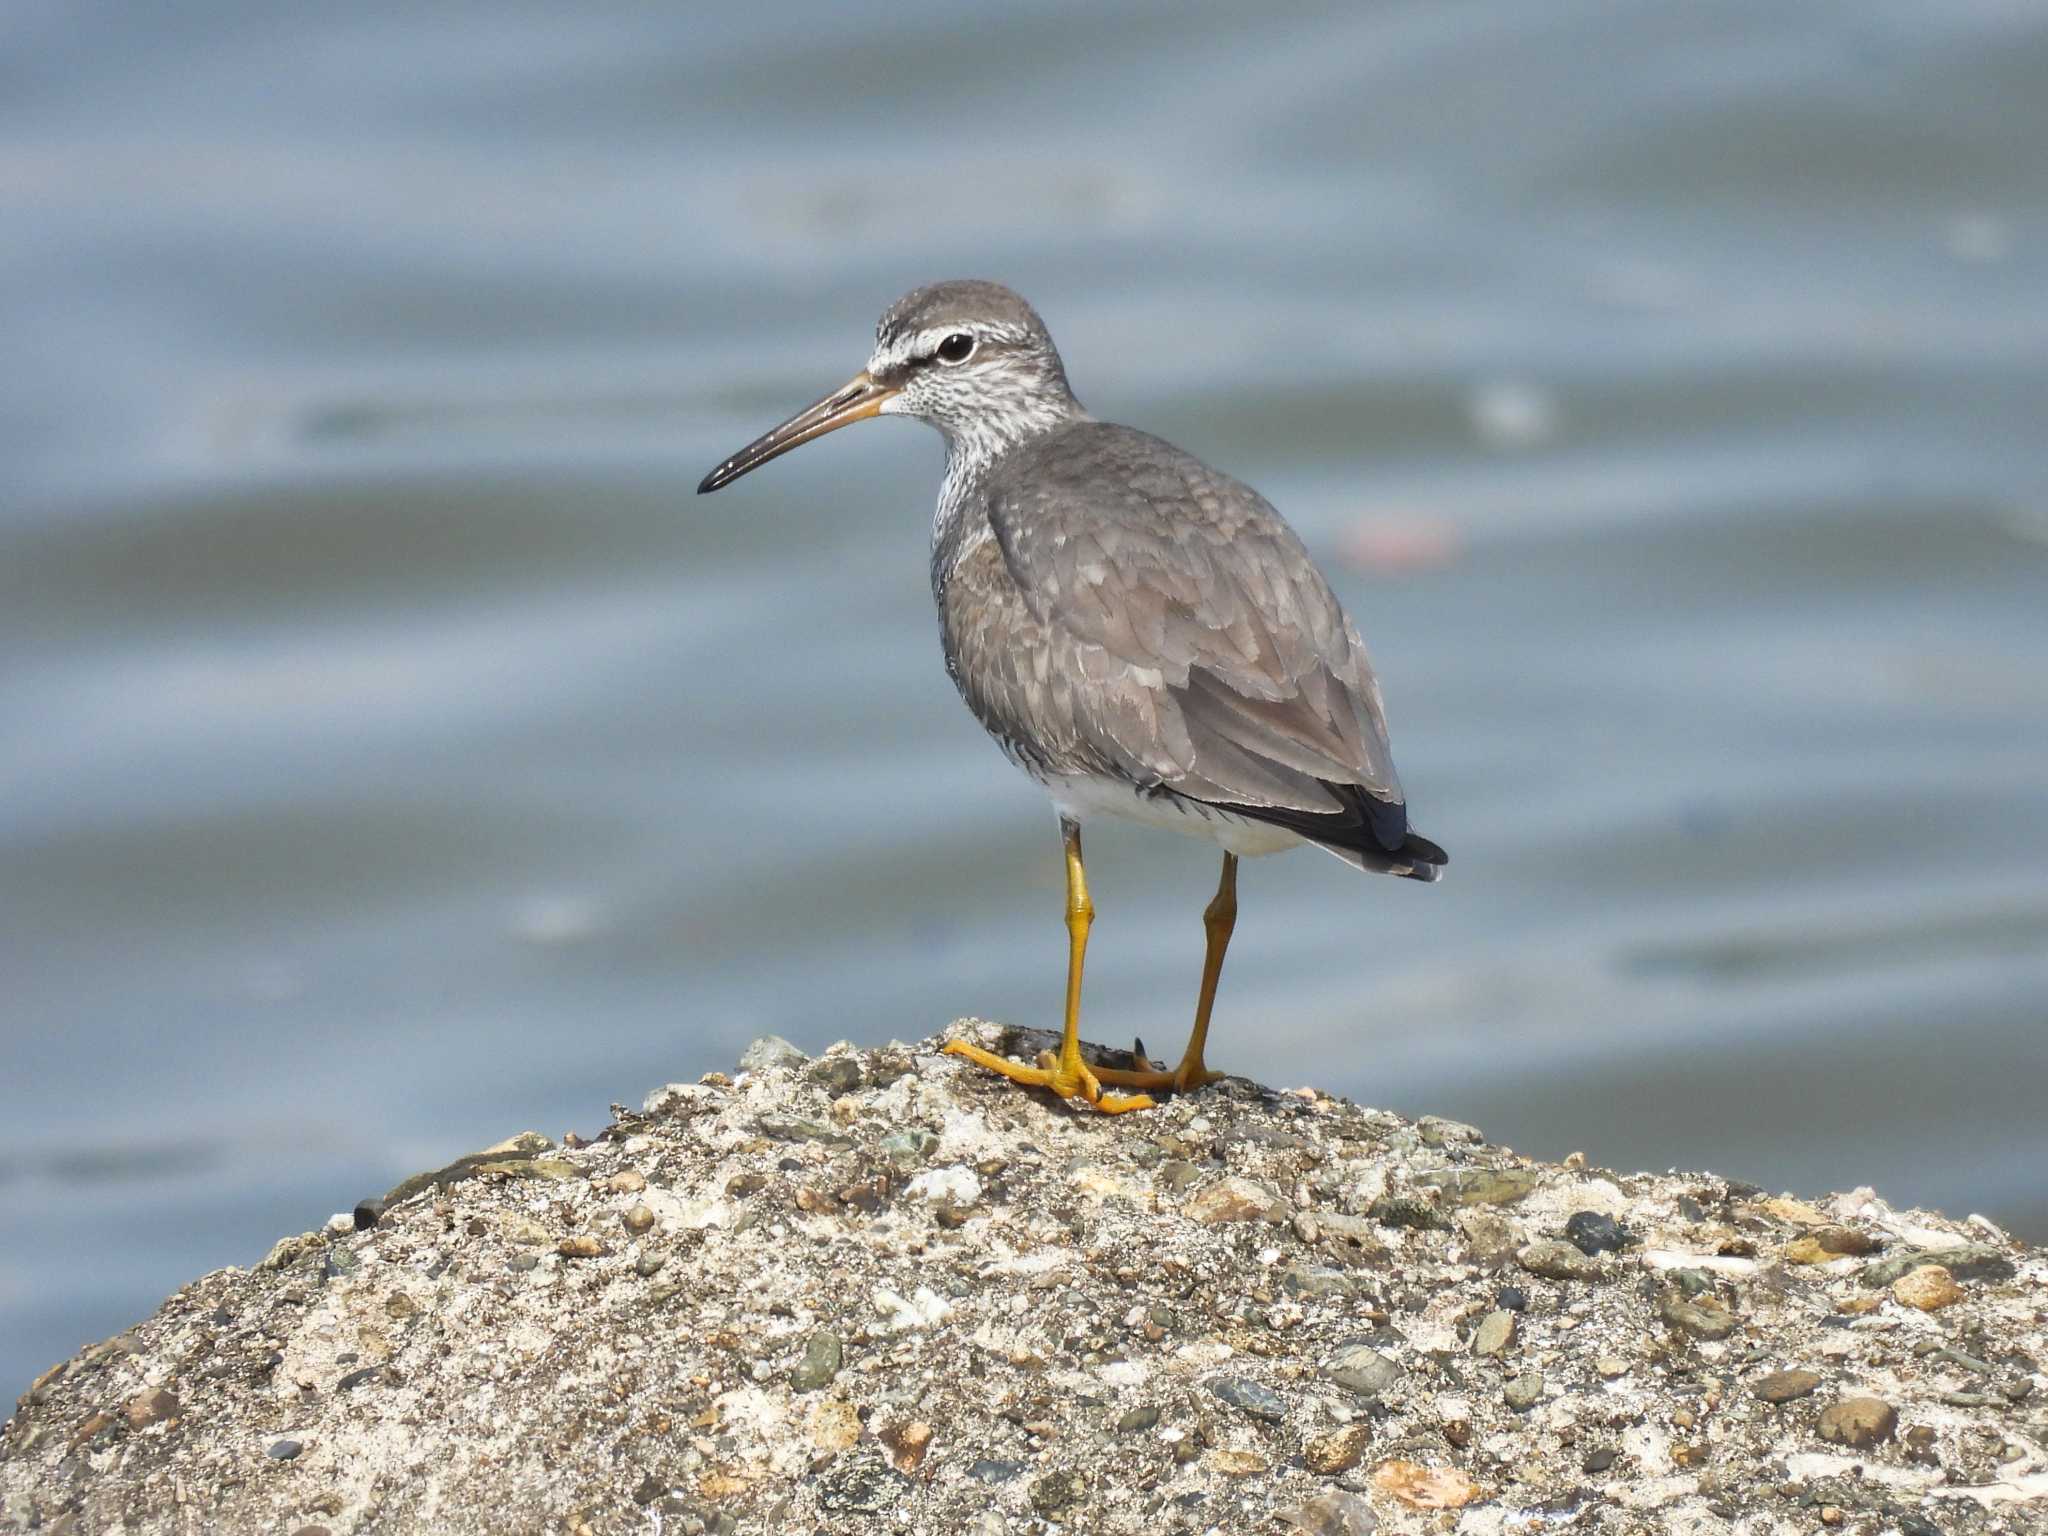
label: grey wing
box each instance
[985,423,1428,863]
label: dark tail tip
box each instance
[1397,830,1448,882]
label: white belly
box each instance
[1042,773,1305,858]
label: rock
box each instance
[1891,1264,1964,1311]
[555,1235,605,1259]
[1518,1240,1600,1281]
[1186,1176,1287,1223]
[1326,1342,1401,1399]
[1472,1310,1515,1358]
[1280,1489,1378,1534]
[8,1029,2045,1536]
[1030,1470,1087,1514]
[1565,1210,1633,1256]
[790,1331,843,1392]
[1859,1244,2016,1287]
[621,1204,655,1234]
[739,1035,808,1073]
[1368,1194,1448,1231]
[1414,1168,1541,1207]
[1660,1293,1738,1340]
[809,1056,865,1095]
[122,1388,180,1430]
[266,1440,302,1461]
[1302,1424,1374,1475]
[1817,1396,1897,1449]
[1416,1115,1484,1147]
[1370,1460,1482,1510]
[1207,1376,1287,1423]
[1753,1369,1822,1404]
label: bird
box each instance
[698,281,1445,1114]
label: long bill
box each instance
[696,370,898,494]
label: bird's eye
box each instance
[935,332,975,365]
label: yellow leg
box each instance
[944,820,1155,1114]
[1095,852,1236,1095]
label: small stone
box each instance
[622,1204,655,1235]
[1370,1460,1482,1510]
[1564,1210,1633,1256]
[1753,1369,1822,1404]
[809,1056,864,1095]
[1417,1115,1484,1146]
[1660,1293,1738,1340]
[878,1419,932,1473]
[1368,1195,1448,1231]
[1302,1423,1374,1475]
[739,1035,808,1073]
[1472,1310,1515,1358]
[1583,1446,1617,1473]
[1859,1244,2015,1288]
[634,1250,667,1278]
[1326,1343,1401,1399]
[1030,1470,1087,1514]
[556,1235,606,1259]
[1115,1405,1160,1434]
[1210,1449,1268,1477]
[1668,1267,1715,1297]
[791,1331,844,1392]
[806,1397,862,1453]
[1279,1489,1378,1536]
[1503,1371,1545,1411]
[122,1388,180,1429]
[969,1459,1026,1484]
[1817,1396,1897,1450]
[1494,1285,1528,1313]
[1186,1176,1287,1224]
[1207,1376,1287,1423]
[1159,1159,1202,1191]
[879,1130,939,1167]
[1891,1265,1964,1311]
[604,1170,646,1194]
[1518,1240,1599,1282]
[905,1166,982,1210]
[267,1439,303,1461]
[1278,1265,1355,1299]
[1594,1356,1628,1380]
[1414,1167,1541,1207]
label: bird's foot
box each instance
[1091,1052,1226,1096]
[942,1039,1155,1115]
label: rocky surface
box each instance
[5,1022,2046,1535]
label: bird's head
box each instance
[698,280,1080,495]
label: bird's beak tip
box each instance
[694,369,894,496]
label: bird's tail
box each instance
[1326,830,1448,882]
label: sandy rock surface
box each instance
[5,1022,2046,1535]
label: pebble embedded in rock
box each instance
[122,1388,179,1429]
[1891,1264,1963,1311]
[1817,1396,1897,1449]
[1029,1469,1087,1514]
[1279,1489,1378,1534]
[1583,1446,1617,1473]
[1659,1293,1738,1340]
[1207,1376,1287,1423]
[790,1331,843,1392]
[1595,1356,1628,1379]
[1415,1167,1540,1207]
[1564,1210,1632,1256]
[1503,1372,1545,1411]
[1368,1195,1448,1231]
[1186,1176,1287,1224]
[1753,1369,1821,1404]
[1326,1343,1401,1399]
[1518,1240,1599,1282]
[266,1439,302,1461]
[1115,1404,1160,1434]
[809,1056,865,1096]
[1495,1285,1528,1313]
[633,1250,666,1278]
[1371,1459,1482,1510]
[1303,1423,1374,1475]
[621,1204,655,1235]
[1472,1310,1515,1358]
[556,1235,605,1259]
[1859,1244,2015,1288]
[969,1459,1025,1485]
[604,1170,646,1195]
[738,1035,808,1073]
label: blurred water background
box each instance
[4,0,2047,1397]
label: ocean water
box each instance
[4,0,2046,1396]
